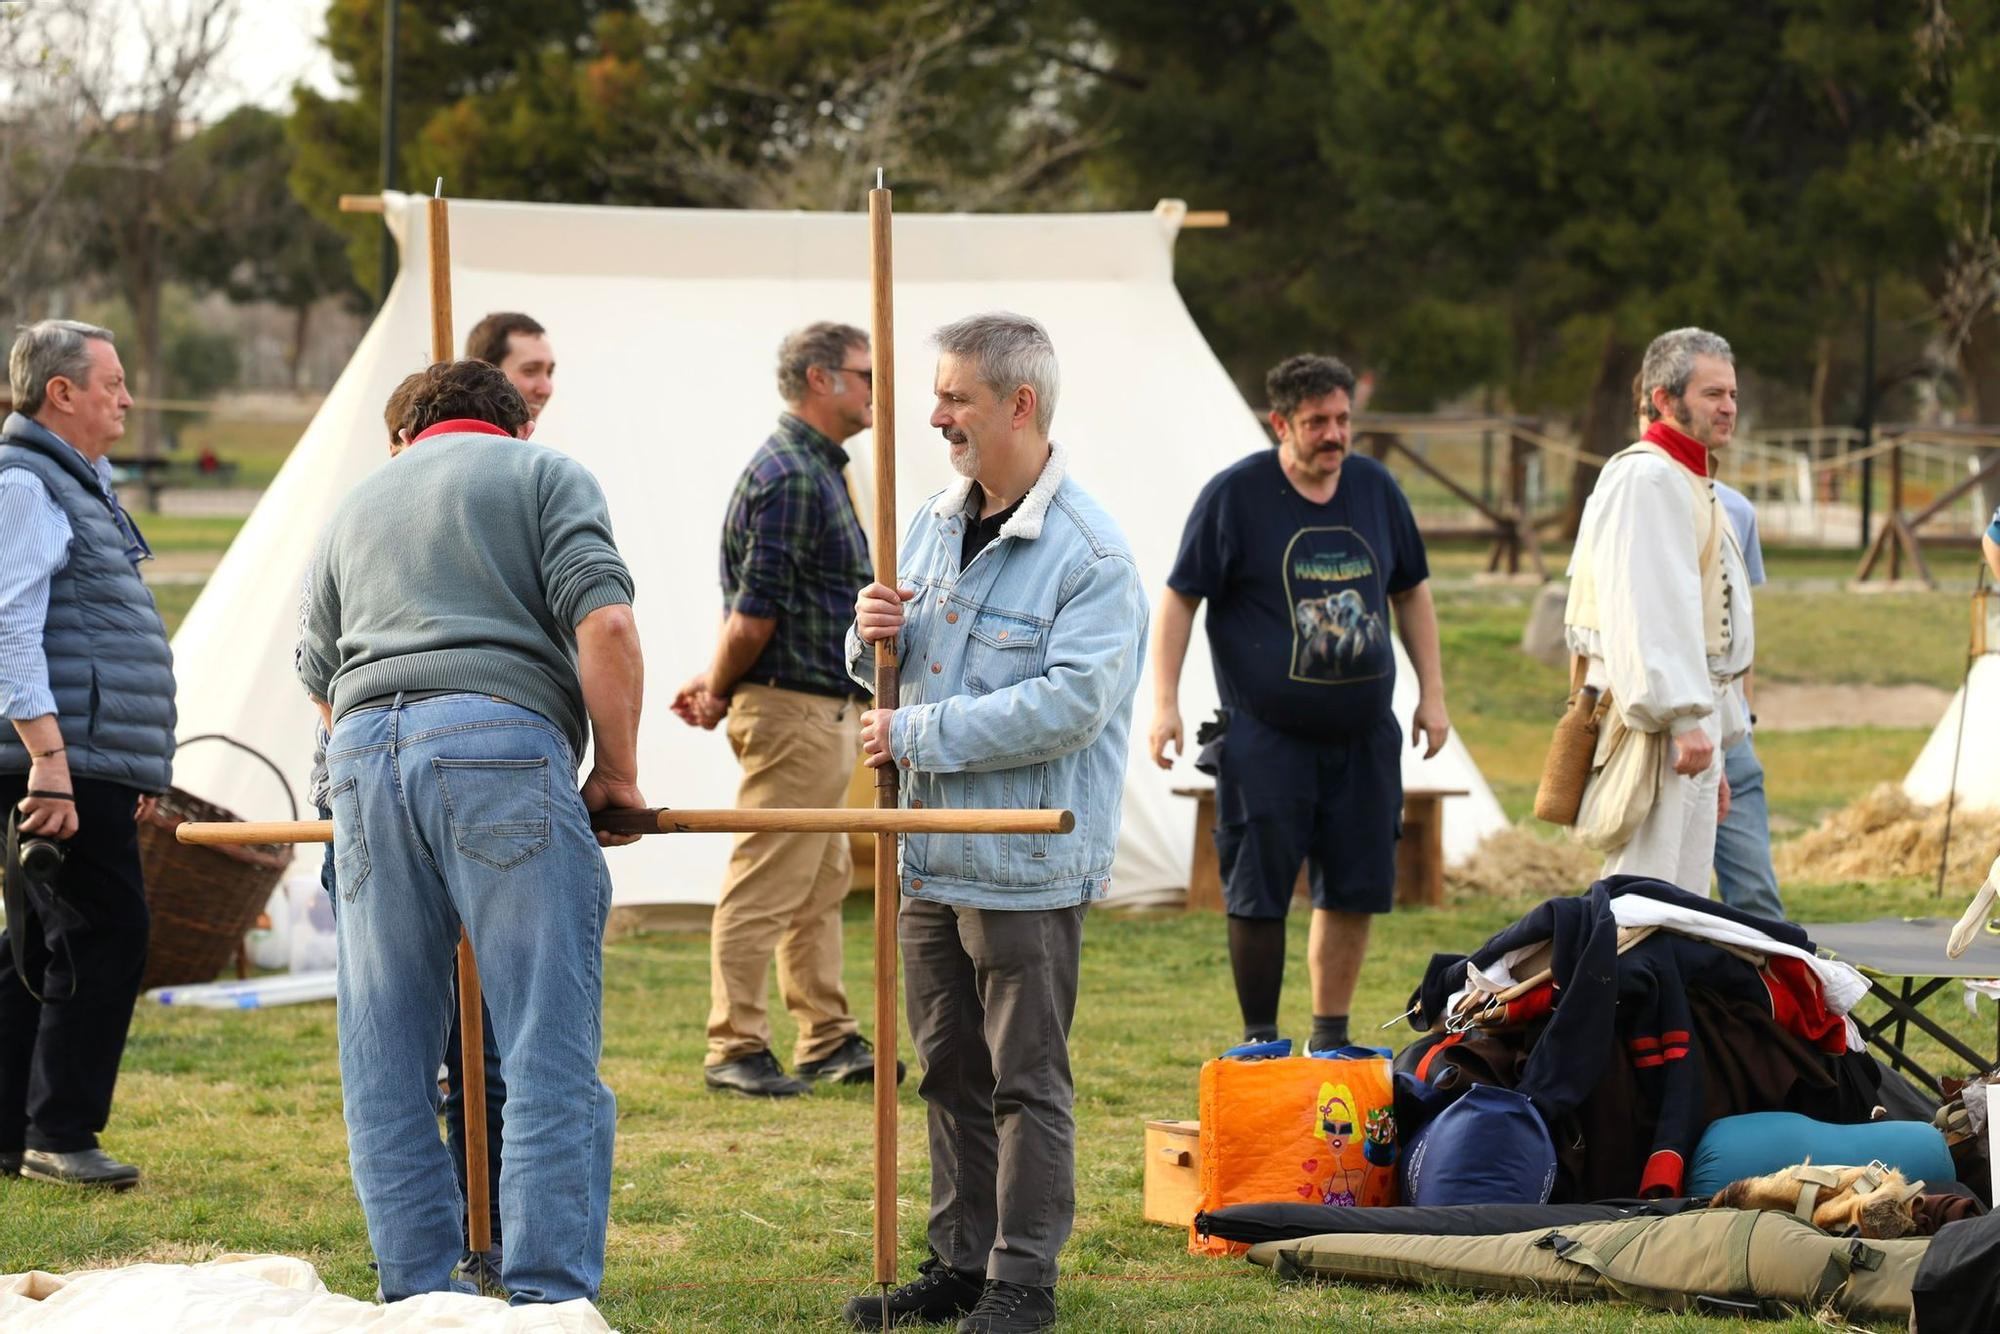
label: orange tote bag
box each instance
[1192,1053,1399,1255]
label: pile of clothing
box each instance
[1398,876,1898,1201]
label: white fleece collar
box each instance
[931,438,1068,541]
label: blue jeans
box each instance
[327,694,615,1304]
[323,799,507,1257]
[1713,735,1785,925]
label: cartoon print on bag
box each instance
[1299,1080,1398,1207]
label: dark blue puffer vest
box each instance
[0,412,175,791]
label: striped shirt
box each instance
[0,430,137,720]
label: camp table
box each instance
[1812,917,2000,1096]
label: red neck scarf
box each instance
[1641,419,1709,478]
[411,418,514,444]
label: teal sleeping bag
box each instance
[1688,1112,1954,1196]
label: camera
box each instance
[18,837,64,881]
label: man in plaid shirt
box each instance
[673,321,902,1097]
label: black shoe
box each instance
[704,1050,810,1097]
[797,1034,907,1086]
[0,1151,19,1178]
[21,1147,141,1190]
[956,1280,1055,1332]
[842,1252,984,1328]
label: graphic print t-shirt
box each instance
[1168,450,1428,741]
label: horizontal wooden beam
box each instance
[338,193,386,214]
[1181,210,1229,229]
[178,806,1076,846]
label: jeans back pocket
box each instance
[328,776,371,901]
[432,757,552,871]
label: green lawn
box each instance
[78,519,1982,1327]
[0,887,1967,1331]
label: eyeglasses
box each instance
[833,366,874,386]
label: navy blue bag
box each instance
[1400,1083,1558,1206]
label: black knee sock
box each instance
[1228,915,1286,1040]
[1311,1014,1350,1053]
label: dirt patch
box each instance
[1448,823,1602,900]
[1754,682,1952,732]
[1772,784,2000,890]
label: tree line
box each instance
[10,1,2000,488]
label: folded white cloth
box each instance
[0,1255,611,1332]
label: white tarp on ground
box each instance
[168,194,1507,905]
[0,1255,607,1331]
[1905,653,2000,810]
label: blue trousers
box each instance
[327,694,614,1304]
[1713,735,1786,925]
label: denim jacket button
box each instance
[912,798,924,808]
[930,662,942,674]
[911,878,923,890]
[901,758,911,768]
[946,611,958,624]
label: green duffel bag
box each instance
[1249,1207,1923,1323]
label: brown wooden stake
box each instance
[868,175,900,1294]
[427,181,491,1263]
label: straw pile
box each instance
[1772,784,2000,890]
[1448,823,1602,900]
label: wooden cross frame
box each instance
[179,180,1046,1297]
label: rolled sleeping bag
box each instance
[1688,1111,1955,1198]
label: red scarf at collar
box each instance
[411,418,513,443]
[1641,419,1710,478]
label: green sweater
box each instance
[297,430,633,760]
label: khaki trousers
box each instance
[704,684,863,1066]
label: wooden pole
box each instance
[176,807,1077,847]
[867,172,901,1297]
[426,181,491,1264]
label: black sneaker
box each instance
[842,1251,984,1328]
[704,1050,810,1097]
[0,1151,19,1178]
[957,1280,1055,1332]
[797,1034,908,1086]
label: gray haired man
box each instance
[676,321,894,1097]
[0,320,174,1189]
[1564,327,1754,895]
[842,313,1148,1332]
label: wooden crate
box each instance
[1143,1118,1202,1227]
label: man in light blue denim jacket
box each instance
[838,313,1146,1334]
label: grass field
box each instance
[50,514,1983,1327]
[0,882,1973,1332]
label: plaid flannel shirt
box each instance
[720,413,871,696]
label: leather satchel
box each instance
[1533,655,1606,827]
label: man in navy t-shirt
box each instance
[1150,354,1450,1053]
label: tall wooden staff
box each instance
[867,170,900,1304]
[426,180,495,1265]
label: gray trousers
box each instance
[900,896,1087,1287]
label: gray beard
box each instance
[949,442,981,479]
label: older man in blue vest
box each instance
[0,320,175,1190]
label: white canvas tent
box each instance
[1905,655,1999,810]
[168,193,1507,905]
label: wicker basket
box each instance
[137,734,298,991]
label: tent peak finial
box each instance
[434,177,443,199]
